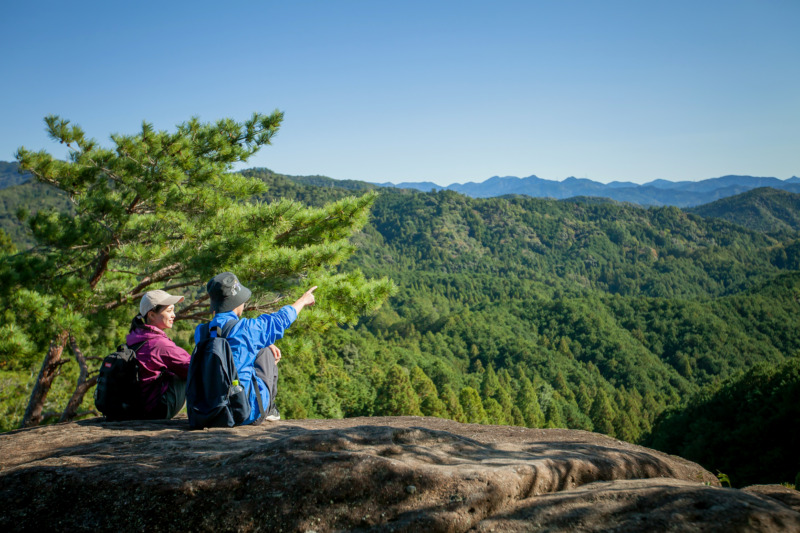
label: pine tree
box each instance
[484,397,507,425]
[516,375,545,428]
[576,382,594,420]
[410,365,447,417]
[494,384,516,423]
[590,388,616,436]
[440,384,466,422]
[510,405,525,427]
[545,392,565,428]
[375,365,422,416]
[480,364,499,398]
[5,113,394,427]
[459,386,488,424]
[553,371,575,402]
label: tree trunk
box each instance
[60,336,97,423]
[21,330,69,428]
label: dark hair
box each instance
[130,304,169,331]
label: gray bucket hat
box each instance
[207,272,252,313]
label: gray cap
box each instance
[139,290,184,316]
[207,272,252,313]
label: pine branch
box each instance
[94,262,187,313]
[128,263,185,294]
[161,279,203,292]
[175,294,211,320]
[88,247,112,289]
[177,312,213,321]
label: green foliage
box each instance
[647,357,800,487]
[375,365,422,416]
[688,187,800,237]
[0,114,392,427]
[410,366,447,417]
[459,386,488,424]
[517,376,545,428]
[3,158,800,493]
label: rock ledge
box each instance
[1,416,798,532]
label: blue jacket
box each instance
[194,305,297,425]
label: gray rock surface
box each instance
[1,416,798,532]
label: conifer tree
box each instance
[484,397,507,425]
[410,366,447,418]
[590,388,616,436]
[494,384,516,423]
[480,364,500,399]
[553,371,575,402]
[4,113,393,427]
[516,375,545,428]
[440,384,466,422]
[510,405,525,427]
[545,392,565,428]
[576,382,594,417]
[459,386,488,424]
[375,365,422,416]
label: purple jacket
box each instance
[126,324,191,413]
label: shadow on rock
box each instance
[0,416,796,533]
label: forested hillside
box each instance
[236,171,800,460]
[688,187,800,237]
[648,357,800,488]
[3,167,798,485]
[0,181,72,247]
[0,162,30,189]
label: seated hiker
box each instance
[127,289,191,419]
[195,272,316,424]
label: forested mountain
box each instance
[0,181,71,247]
[382,173,800,207]
[3,159,799,208]
[0,162,30,189]
[2,166,799,486]
[688,187,800,236]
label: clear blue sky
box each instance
[2,1,798,185]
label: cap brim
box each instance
[162,295,184,306]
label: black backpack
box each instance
[186,319,251,429]
[94,341,146,421]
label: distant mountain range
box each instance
[3,160,799,208]
[381,174,800,207]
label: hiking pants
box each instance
[254,347,279,414]
[145,376,186,420]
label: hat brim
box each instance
[161,295,185,306]
[213,286,251,313]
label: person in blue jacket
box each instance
[196,272,316,424]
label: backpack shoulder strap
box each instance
[196,322,212,342]
[219,318,239,339]
[128,341,146,353]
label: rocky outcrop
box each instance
[1,416,798,532]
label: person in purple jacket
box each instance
[196,272,316,424]
[127,290,192,419]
